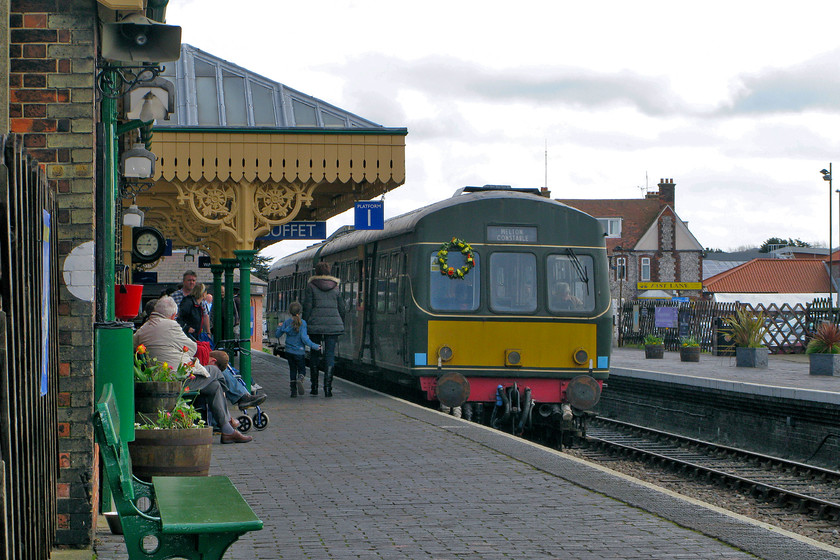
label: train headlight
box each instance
[505,349,522,367]
[573,347,588,365]
[438,345,454,362]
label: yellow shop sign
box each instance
[637,282,703,290]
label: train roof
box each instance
[268,188,592,272]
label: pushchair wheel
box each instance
[253,411,269,431]
[237,414,252,433]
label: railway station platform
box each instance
[94,351,839,559]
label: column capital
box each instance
[210,263,225,275]
[233,249,259,266]
[220,257,238,271]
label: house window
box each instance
[640,257,651,281]
[615,257,626,281]
[597,218,622,238]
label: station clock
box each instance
[131,226,166,264]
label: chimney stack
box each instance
[657,177,675,208]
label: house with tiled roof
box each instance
[703,258,832,306]
[557,178,705,301]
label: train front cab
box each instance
[412,228,611,441]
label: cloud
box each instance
[721,50,840,114]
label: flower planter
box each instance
[735,346,768,368]
[134,381,183,423]
[644,344,664,359]
[128,426,213,482]
[680,346,700,362]
[809,353,840,376]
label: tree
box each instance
[251,254,274,281]
[758,237,811,253]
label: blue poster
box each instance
[41,210,51,396]
[654,306,678,328]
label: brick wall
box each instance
[9,0,97,547]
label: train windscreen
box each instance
[429,252,480,311]
[547,254,595,313]
[490,252,537,313]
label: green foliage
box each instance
[643,334,663,345]
[680,337,700,347]
[136,378,206,430]
[720,309,768,348]
[251,253,274,281]
[133,345,181,382]
[758,237,811,253]
[806,322,840,354]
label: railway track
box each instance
[581,417,840,522]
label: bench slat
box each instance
[153,476,263,534]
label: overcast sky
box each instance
[166,1,840,260]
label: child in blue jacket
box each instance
[275,301,320,397]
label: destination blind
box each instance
[486,226,537,243]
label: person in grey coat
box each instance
[302,261,346,397]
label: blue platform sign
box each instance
[258,221,327,241]
[355,201,384,230]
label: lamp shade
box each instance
[123,204,144,227]
[123,77,176,122]
[120,144,156,179]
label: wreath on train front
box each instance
[437,238,475,279]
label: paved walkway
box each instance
[94,351,840,559]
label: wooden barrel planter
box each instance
[128,427,213,482]
[680,346,700,362]
[134,381,182,423]
[644,344,664,359]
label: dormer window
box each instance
[598,218,622,238]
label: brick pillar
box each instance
[9,0,98,547]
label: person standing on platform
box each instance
[275,302,321,398]
[178,282,208,339]
[303,261,345,397]
[171,270,197,310]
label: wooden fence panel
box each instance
[619,299,826,354]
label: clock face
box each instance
[135,231,160,256]
[132,227,165,263]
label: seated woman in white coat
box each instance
[133,296,254,444]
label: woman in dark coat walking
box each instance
[302,262,346,397]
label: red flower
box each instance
[182,346,190,353]
[447,267,455,276]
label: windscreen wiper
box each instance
[566,248,590,294]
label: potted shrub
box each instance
[721,309,769,368]
[129,375,213,482]
[806,322,840,376]
[643,334,664,359]
[133,344,190,420]
[679,337,700,362]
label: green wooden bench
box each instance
[94,383,263,559]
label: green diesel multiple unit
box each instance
[267,186,612,439]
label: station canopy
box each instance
[130,44,407,258]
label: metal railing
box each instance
[0,135,60,559]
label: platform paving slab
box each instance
[94,351,840,559]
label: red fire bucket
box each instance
[114,284,143,320]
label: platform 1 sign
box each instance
[258,221,327,241]
[355,201,384,230]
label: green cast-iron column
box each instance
[100,69,119,321]
[234,249,257,390]
[210,264,223,339]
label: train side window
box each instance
[376,255,388,313]
[387,252,400,313]
[429,251,480,312]
[547,254,595,313]
[489,252,536,313]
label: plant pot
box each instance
[134,381,183,423]
[644,344,664,359]
[735,346,768,368]
[809,353,840,376]
[128,426,213,482]
[680,346,700,362]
